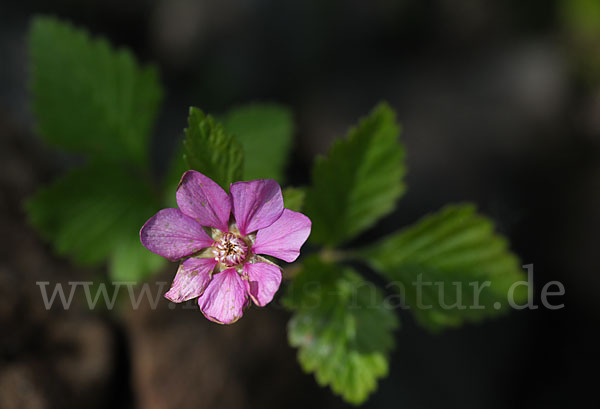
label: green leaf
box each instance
[283,187,306,212]
[223,103,293,181]
[30,16,162,166]
[305,102,406,247]
[26,162,164,281]
[163,143,187,208]
[357,204,527,331]
[284,257,398,405]
[183,107,244,190]
[109,235,165,282]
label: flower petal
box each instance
[230,179,283,235]
[252,209,312,262]
[244,262,282,307]
[198,268,248,324]
[140,208,214,261]
[164,258,217,303]
[176,170,231,231]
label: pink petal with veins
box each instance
[230,179,283,235]
[198,268,248,324]
[165,257,217,302]
[244,262,282,307]
[140,208,213,261]
[176,170,231,232]
[252,209,311,262]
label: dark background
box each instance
[1,1,599,408]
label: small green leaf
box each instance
[26,162,162,279]
[305,102,406,247]
[284,257,398,405]
[223,103,293,182]
[357,204,527,331]
[183,107,244,190]
[283,187,306,212]
[30,16,162,166]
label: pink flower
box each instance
[140,170,311,324]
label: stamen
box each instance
[213,233,248,267]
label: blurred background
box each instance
[1,0,599,408]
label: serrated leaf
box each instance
[357,204,527,331]
[283,187,306,212]
[305,102,406,247]
[30,16,162,166]
[183,107,243,190]
[26,162,163,281]
[223,103,293,181]
[284,257,398,405]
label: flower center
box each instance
[213,232,248,267]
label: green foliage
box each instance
[559,0,600,84]
[27,16,164,281]
[27,16,527,406]
[26,163,165,280]
[560,0,600,38]
[163,144,187,208]
[183,107,244,191]
[357,204,527,331]
[109,234,166,282]
[284,257,398,405]
[223,103,293,182]
[284,104,525,403]
[305,102,406,247]
[30,16,162,167]
[283,187,306,212]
